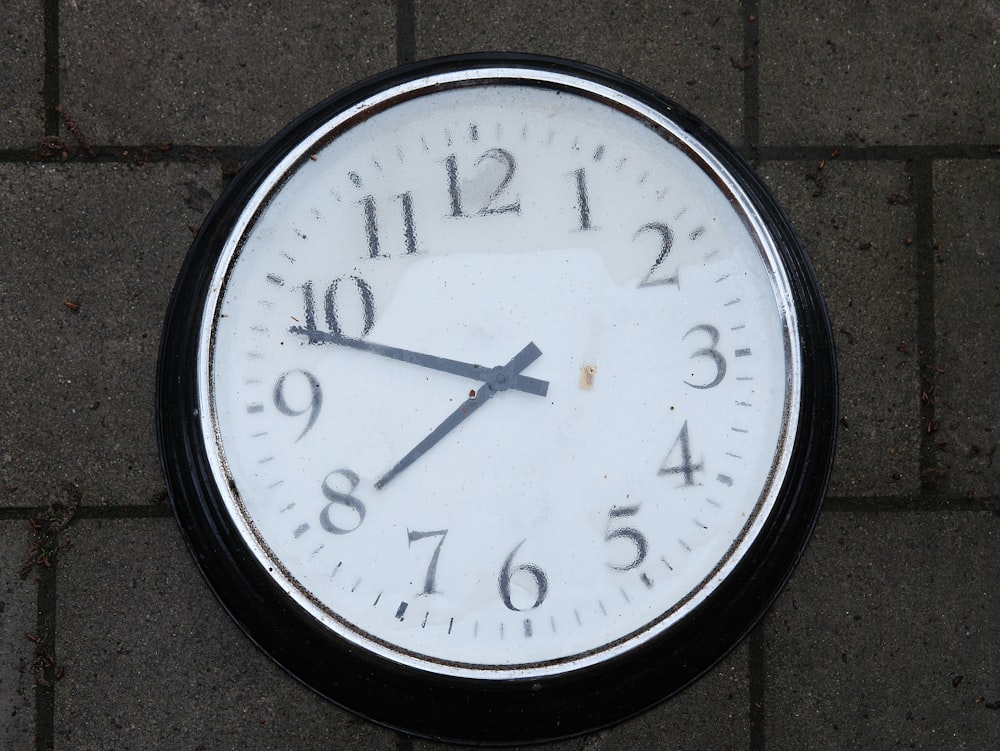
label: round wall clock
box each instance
[158,53,836,744]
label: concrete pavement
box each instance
[2,2,998,749]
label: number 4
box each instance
[658,421,703,486]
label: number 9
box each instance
[273,369,322,441]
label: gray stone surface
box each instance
[0,522,37,751]
[1,2,998,749]
[758,160,921,498]
[59,1,396,145]
[759,1,1000,146]
[0,0,44,148]
[765,510,1000,749]
[933,160,1000,500]
[0,163,220,508]
[415,0,746,144]
[56,517,400,750]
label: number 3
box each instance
[683,324,726,389]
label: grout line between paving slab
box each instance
[3,495,994,524]
[2,495,994,523]
[742,6,766,748]
[0,505,174,521]
[760,145,999,161]
[824,494,998,511]
[34,563,56,751]
[395,0,416,64]
[42,0,59,135]
[3,145,996,168]
[32,1,60,742]
[741,0,760,160]
[748,629,766,751]
[910,159,941,497]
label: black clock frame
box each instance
[157,53,837,745]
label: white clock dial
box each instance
[160,55,835,742]
[204,79,795,677]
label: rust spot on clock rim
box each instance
[579,364,597,390]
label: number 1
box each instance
[572,168,593,230]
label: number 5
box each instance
[605,505,648,571]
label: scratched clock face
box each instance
[160,56,835,741]
[202,77,796,677]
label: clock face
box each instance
[159,55,836,743]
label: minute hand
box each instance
[289,327,549,397]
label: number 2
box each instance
[635,222,679,288]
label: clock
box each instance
[157,53,836,744]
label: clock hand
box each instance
[374,342,544,490]
[289,326,549,397]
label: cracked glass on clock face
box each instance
[199,73,800,679]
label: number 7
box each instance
[407,529,448,595]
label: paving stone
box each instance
[759,1,1000,146]
[933,160,1000,499]
[0,522,37,751]
[1,0,44,148]
[757,161,921,498]
[414,0,747,145]
[55,517,402,750]
[0,162,221,508]
[59,1,396,145]
[764,510,1000,749]
[0,2,996,750]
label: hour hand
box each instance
[288,327,549,397]
[374,341,544,489]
